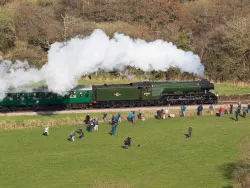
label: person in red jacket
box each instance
[216,107,223,117]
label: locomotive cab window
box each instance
[85,91,89,97]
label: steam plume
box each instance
[0,29,203,98]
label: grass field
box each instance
[0,114,249,188]
[214,83,250,96]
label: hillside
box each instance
[0,0,250,81]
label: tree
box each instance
[14,2,62,50]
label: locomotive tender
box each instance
[0,79,217,112]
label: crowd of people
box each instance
[42,102,250,146]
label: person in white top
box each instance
[69,131,75,142]
[43,126,49,136]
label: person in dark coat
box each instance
[85,114,90,124]
[235,107,240,121]
[197,105,203,116]
[124,136,132,149]
[238,102,241,114]
[155,110,161,119]
[188,126,193,137]
[229,104,233,114]
[79,132,84,139]
[111,114,116,124]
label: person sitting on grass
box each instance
[68,131,75,142]
[155,110,161,120]
[79,132,84,139]
[43,126,49,136]
[124,136,132,149]
[185,126,193,138]
[216,107,223,117]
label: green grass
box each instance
[214,83,250,96]
[0,11,10,21]
[0,115,249,188]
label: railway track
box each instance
[0,101,249,117]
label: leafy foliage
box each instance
[0,0,250,81]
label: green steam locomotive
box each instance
[0,79,217,112]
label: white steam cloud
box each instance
[0,29,204,99]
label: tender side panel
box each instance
[95,87,139,101]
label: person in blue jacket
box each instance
[181,105,186,117]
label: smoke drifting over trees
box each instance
[0,29,202,97]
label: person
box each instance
[69,131,75,142]
[197,104,203,116]
[209,104,214,115]
[229,104,233,114]
[103,113,107,123]
[118,113,121,123]
[235,107,240,121]
[85,114,90,124]
[155,110,161,119]
[111,122,118,136]
[111,114,115,124]
[43,126,49,136]
[181,105,186,117]
[94,119,99,131]
[90,119,95,132]
[128,111,133,123]
[79,132,84,139]
[238,102,242,114]
[124,136,132,149]
[138,109,142,120]
[243,107,247,118]
[216,107,223,117]
[247,103,250,114]
[132,111,136,123]
[224,104,228,114]
[188,126,192,138]
[115,113,120,123]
